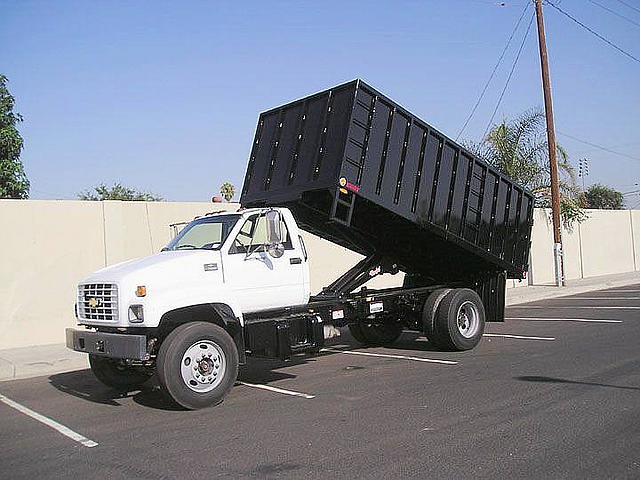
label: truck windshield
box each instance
[164,215,240,251]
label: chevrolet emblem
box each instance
[87,297,102,309]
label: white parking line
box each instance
[0,394,98,448]
[520,306,640,310]
[506,317,622,324]
[483,333,555,341]
[321,348,458,365]
[236,381,315,399]
[559,297,640,300]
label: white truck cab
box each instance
[76,207,310,331]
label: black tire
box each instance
[421,288,452,337]
[89,355,153,391]
[431,288,485,351]
[156,322,239,410]
[348,321,403,346]
[348,323,367,344]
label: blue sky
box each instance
[2,0,639,204]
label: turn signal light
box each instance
[128,305,144,323]
[136,286,147,297]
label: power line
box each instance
[456,3,531,140]
[587,0,640,29]
[614,0,640,16]
[573,141,640,156]
[557,131,640,162]
[546,1,640,64]
[483,11,535,137]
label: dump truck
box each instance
[66,80,534,409]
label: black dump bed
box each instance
[241,80,534,281]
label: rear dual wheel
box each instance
[422,288,485,351]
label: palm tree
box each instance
[467,109,585,226]
[220,182,235,202]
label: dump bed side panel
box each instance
[337,82,534,277]
[241,82,357,203]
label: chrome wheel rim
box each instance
[180,340,226,393]
[456,301,480,338]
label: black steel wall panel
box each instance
[415,132,440,220]
[397,124,424,213]
[316,87,353,183]
[294,96,326,185]
[241,79,535,278]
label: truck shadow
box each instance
[390,331,452,352]
[47,332,446,411]
[515,375,640,391]
[47,364,305,412]
[48,369,181,410]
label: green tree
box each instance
[220,182,235,202]
[0,75,29,199]
[78,183,162,201]
[582,184,624,210]
[467,109,586,226]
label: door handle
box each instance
[290,257,302,264]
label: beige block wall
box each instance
[633,211,640,272]
[529,208,638,284]
[0,200,106,349]
[579,210,635,278]
[529,209,556,285]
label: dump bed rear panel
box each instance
[241,80,534,280]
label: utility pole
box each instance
[534,0,565,287]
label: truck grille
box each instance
[78,283,119,322]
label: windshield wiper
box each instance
[175,244,198,250]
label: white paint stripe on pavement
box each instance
[483,333,555,341]
[321,348,458,365]
[506,317,622,323]
[518,306,640,310]
[0,394,98,448]
[556,297,640,300]
[236,382,315,399]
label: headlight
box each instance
[128,305,144,323]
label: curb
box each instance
[0,348,88,383]
[506,273,640,306]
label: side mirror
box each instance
[265,210,283,244]
[265,210,284,258]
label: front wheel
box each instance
[156,322,239,410]
[89,355,153,391]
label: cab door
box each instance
[221,213,306,313]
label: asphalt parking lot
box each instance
[1,284,639,480]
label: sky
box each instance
[2,0,639,205]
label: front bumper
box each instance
[65,328,149,360]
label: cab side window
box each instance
[229,214,293,254]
